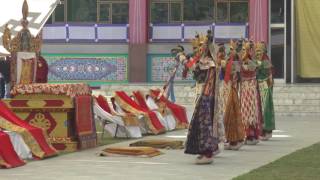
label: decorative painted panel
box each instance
[147,54,193,83]
[43,24,129,43]
[149,23,248,42]
[43,54,128,86]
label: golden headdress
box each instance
[242,40,251,51]
[191,33,208,49]
[229,39,237,51]
[255,42,266,52]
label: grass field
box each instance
[234,142,320,180]
[96,121,130,146]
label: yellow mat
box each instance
[100,146,162,157]
[129,139,184,149]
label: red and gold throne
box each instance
[1,0,97,152]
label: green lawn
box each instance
[95,121,130,146]
[234,143,320,180]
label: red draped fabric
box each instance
[0,131,25,168]
[115,91,165,134]
[95,95,112,114]
[224,55,234,83]
[75,95,97,149]
[149,89,188,127]
[133,91,150,111]
[0,101,57,158]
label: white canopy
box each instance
[0,0,59,56]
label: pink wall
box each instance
[249,0,269,43]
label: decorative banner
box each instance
[214,25,247,40]
[42,24,129,43]
[43,54,128,86]
[147,54,193,82]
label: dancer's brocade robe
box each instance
[224,60,245,143]
[240,60,262,139]
[185,66,219,155]
[256,56,275,132]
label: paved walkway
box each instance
[1,111,320,180]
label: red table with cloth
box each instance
[4,83,97,152]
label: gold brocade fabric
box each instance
[0,117,46,158]
[296,1,320,78]
[122,115,140,126]
[20,58,34,84]
[11,83,91,98]
[194,83,205,106]
[100,147,162,157]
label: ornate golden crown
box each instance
[242,40,251,51]
[191,33,208,48]
[255,42,266,51]
[1,0,42,53]
[229,39,237,50]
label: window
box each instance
[150,0,248,24]
[170,3,183,22]
[55,1,65,22]
[230,1,248,23]
[47,0,128,24]
[112,3,129,24]
[150,1,183,24]
[216,2,228,23]
[184,0,214,22]
[67,0,97,22]
[98,0,129,24]
[99,3,111,23]
[271,29,285,78]
[151,3,169,23]
[46,0,65,24]
[271,0,284,23]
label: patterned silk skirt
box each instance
[185,95,219,155]
[224,87,246,143]
[240,79,262,138]
[258,80,275,132]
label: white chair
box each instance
[146,96,176,131]
[94,103,142,138]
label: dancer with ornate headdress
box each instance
[213,43,228,144]
[185,31,219,164]
[223,40,246,150]
[255,42,275,140]
[240,41,262,145]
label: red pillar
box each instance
[128,0,149,82]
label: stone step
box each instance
[99,83,320,114]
